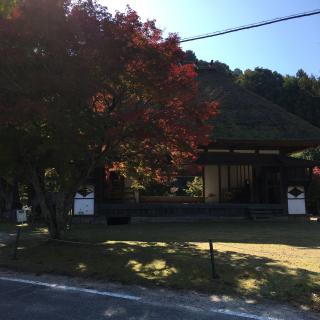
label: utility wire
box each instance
[180,9,320,43]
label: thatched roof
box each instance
[198,68,320,147]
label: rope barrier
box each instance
[47,238,105,246]
[46,238,320,260]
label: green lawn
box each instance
[0,222,17,233]
[0,221,319,311]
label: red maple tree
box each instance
[0,0,217,238]
[313,167,320,177]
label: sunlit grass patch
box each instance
[76,262,88,272]
[127,259,178,279]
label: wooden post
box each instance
[67,213,73,231]
[208,239,219,279]
[12,226,21,260]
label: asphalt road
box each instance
[0,278,258,320]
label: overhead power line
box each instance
[180,9,320,43]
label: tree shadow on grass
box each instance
[68,221,320,248]
[0,239,319,311]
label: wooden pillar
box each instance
[204,166,220,203]
[305,167,313,210]
[202,166,205,198]
[280,166,288,214]
[251,166,256,203]
[307,167,313,193]
[218,165,222,203]
[236,166,239,187]
[264,169,268,204]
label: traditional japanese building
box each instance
[197,68,320,215]
[74,67,320,219]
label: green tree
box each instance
[0,0,20,17]
[232,68,243,78]
[184,177,203,197]
[237,67,284,103]
[184,50,198,63]
[237,66,320,162]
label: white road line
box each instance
[0,276,141,301]
[0,276,281,320]
[210,308,279,320]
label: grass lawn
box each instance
[0,222,17,233]
[0,221,319,311]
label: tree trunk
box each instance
[29,167,88,239]
[54,191,72,239]
[0,177,20,220]
[29,168,61,238]
[28,160,96,239]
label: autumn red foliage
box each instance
[0,1,217,173]
[0,0,217,237]
[313,167,320,178]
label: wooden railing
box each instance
[140,196,204,204]
[95,202,285,218]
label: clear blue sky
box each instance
[100,0,320,76]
